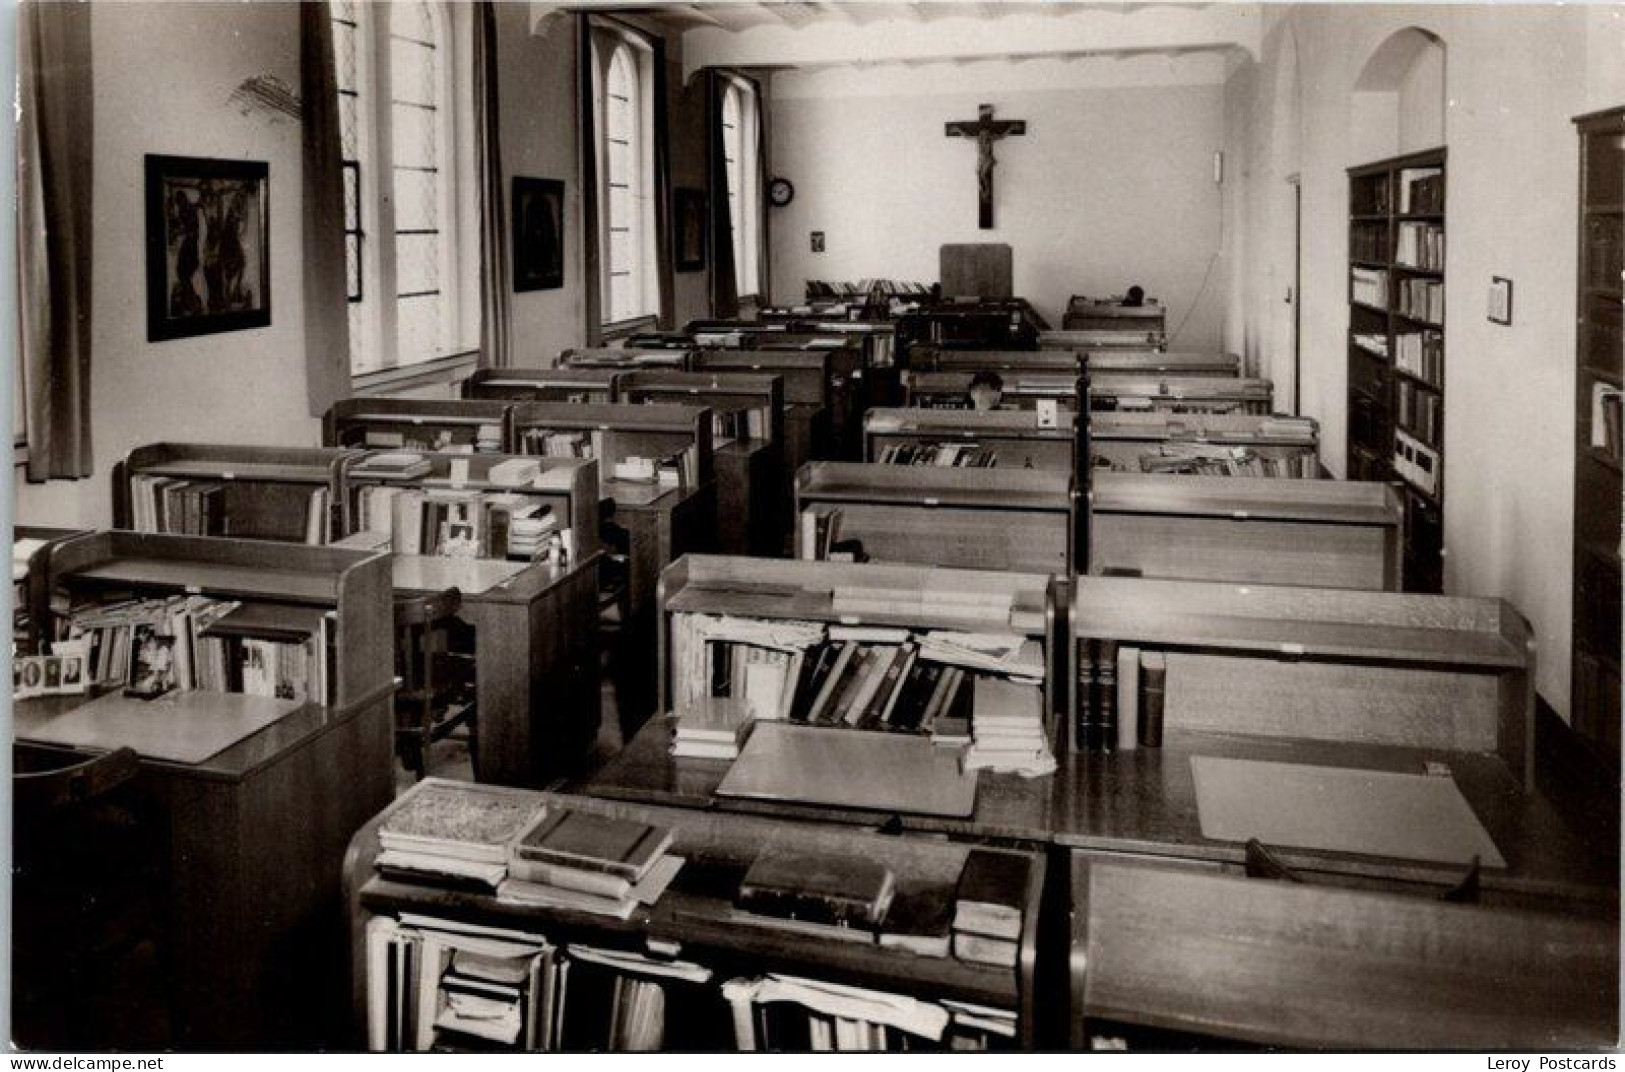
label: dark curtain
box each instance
[300,1,351,417]
[752,74,771,304]
[706,71,739,319]
[577,14,602,347]
[17,0,94,480]
[475,1,512,367]
[651,36,675,329]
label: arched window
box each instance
[720,77,762,299]
[595,28,659,328]
[330,0,478,377]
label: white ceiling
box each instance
[533,3,1262,78]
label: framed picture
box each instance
[513,177,565,292]
[145,154,271,342]
[1488,275,1513,326]
[675,187,707,272]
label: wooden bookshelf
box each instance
[1089,373,1274,415]
[21,530,395,1047]
[1038,328,1164,351]
[1347,147,1447,593]
[795,461,1079,576]
[13,525,90,656]
[1087,472,1402,589]
[895,299,1047,357]
[692,349,834,476]
[903,370,1081,411]
[113,442,355,544]
[1062,296,1166,340]
[1066,575,1536,786]
[1570,106,1623,754]
[621,371,786,556]
[462,367,621,404]
[1068,852,1616,1050]
[324,397,513,455]
[1080,349,1240,377]
[1089,411,1319,476]
[562,346,692,370]
[864,407,1080,474]
[344,786,1047,1049]
[918,348,1082,375]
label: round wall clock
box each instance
[768,177,795,207]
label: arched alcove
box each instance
[1350,27,1446,162]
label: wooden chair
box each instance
[13,746,172,1049]
[393,588,479,779]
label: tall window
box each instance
[720,76,762,299]
[331,1,478,377]
[594,29,658,327]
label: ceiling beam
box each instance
[681,3,1261,80]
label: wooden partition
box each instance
[864,407,1080,473]
[463,366,620,403]
[692,349,833,475]
[1088,472,1402,590]
[1090,373,1274,415]
[1083,349,1240,377]
[323,397,513,453]
[1090,412,1319,476]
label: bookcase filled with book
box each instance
[346,781,1047,1050]
[21,530,395,1047]
[1089,412,1320,478]
[462,367,621,404]
[324,398,513,454]
[621,371,786,557]
[795,461,1079,576]
[13,526,87,657]
[1571,106,1624,753]
[864,408,1080,474]
[918,348,1083,375]
[902,370,1080,412]
[113,442,354,545]
[342,451,600,568]
[1347,148,1447,593]
[692,350,833,476]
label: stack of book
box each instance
[950,850,1024,969]
[433,948,535,1047]
[476,424,504,453]
[1074,643,1166,752]
[487,458,543,487]
[964,674,1052,777]
[1138,443,1316,479]
[670,696,753,760]
[1350,266,1388,309]
[874,442,998,467]
[498,807,683,919]
[712,407,769,445]
[375,781,543,892]
[352,452,433,480]
[506,510,564,562]
[736,848,896,936]
[523,429,599,460]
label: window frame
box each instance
[333,0,479,387]
[591,24,659,334]
[719,74,762,302]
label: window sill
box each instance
[600,316,659,343]
[351,350,481,397]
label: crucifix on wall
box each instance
[945,103,1027,230]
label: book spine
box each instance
[1073,638,1095,753]
[1096,640,1118,753]
[1139,650,1166,748]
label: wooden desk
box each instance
[391,553,601,785]
[1089,472,1402,590]
[1090,411,1319,475]
[1083,350,1240,377]
[795,461,1079,575]
[1068,850,1617,1050]
[864,408,1079,473]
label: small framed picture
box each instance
[513,177,565,292]
[17,657,45,699]
[59,654,86,695]
[1488,276,1512,326]
[127,626,178,700]
[674,188,707,272]
[145,154,271,342]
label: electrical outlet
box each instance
[811,231,825,253]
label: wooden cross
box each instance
[945,104,1027,230]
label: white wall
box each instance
[1226,3,1625,719]
[17,1,318,530]
[769,55,1230,345]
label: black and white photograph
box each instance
[8,0,1625,1060]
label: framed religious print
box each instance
[513,177,565,292]
[145,154,271,342]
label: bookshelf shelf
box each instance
[1348,147,1447,593]
[324,398,513,454]
[1571,106,1625,754]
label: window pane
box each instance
[392,106,437,171]
[393,168,438,233]
[395,293,442,366]
[391,37,436,109]
[396,233,441,296]
[346,235,363,301]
